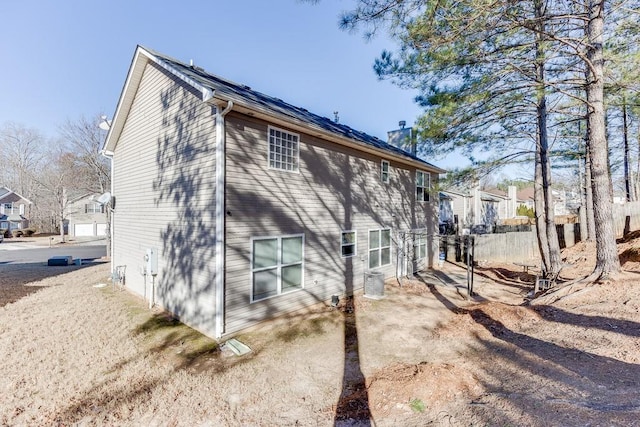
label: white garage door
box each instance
[96,223,107,236]
[74,223,94,236]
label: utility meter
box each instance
[145,248,158,276]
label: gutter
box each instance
[213,99,233,339]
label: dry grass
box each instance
[2,234,640,426]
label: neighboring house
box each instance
[0,187,31,231]
[518,187,577,216]
[66,194,108,237]
[103,46,445,339]
[440,186,514,233]
[517,187,535,210]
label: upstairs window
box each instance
[269,126,299,172]
[85,203,105,214]
[381,160,390,183]
[416,171,430,202]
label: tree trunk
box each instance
[585,0,620,278]
[623,100,631,201]
[534,0,562,275]
[534,147,551,273]
[584,134,596,241]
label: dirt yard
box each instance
[1,234,639,426]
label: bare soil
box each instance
[1,234,639,426]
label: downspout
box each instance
[214,100,233,339]
[101,149,115,271]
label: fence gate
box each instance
[395,229,429,278]
[438,234,476,297]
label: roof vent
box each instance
[399,120,406,129]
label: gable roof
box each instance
[104,46,445,174]
[517,187,535,202]
[0,187,32,204]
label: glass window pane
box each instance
[416,171,424,186]
[381,229,391,247]
[282,236,302,264]
[342,244,356,257]
[417,187,424,201]
[420,244,426,258]
[253,239,277,269]
[282,265,302,292]
[369,230,379,249]
[381,247,391,265]
[342,232,355,245]
[253,269,278,300]
[369,249,379,269]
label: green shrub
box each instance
[0,229,8,238]
[22,228,36,237]
[517,204,535,218]
[12,229,23,238]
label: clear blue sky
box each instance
[1,1,429,148]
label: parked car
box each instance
[0,233,3,243]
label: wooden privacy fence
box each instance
[441,201,640,263]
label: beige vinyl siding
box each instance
[224,114,438,333]
[112,61,218,337]
[66,196,107,237]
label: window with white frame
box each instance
[269,126,299,172]
[381,160,390,183]
[416,170,430,202]
[341,231,357,258]
[252,234,304,302]
[414,233,426,259]
[85,203,104,214]
[369,228,391,269]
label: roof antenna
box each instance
[333,111,339,123]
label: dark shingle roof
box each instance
[144,47,443,172]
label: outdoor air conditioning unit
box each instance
[364,271,385,299]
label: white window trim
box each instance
[381,160,390,184]
[267,125,300,173]
[368,228,392,269]
[416,170,431,202]
[341,230,357,258]
[250,233,305,303]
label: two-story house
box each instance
[103,46,445,339]
[66,194,108,237]
[0,187,31,231]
